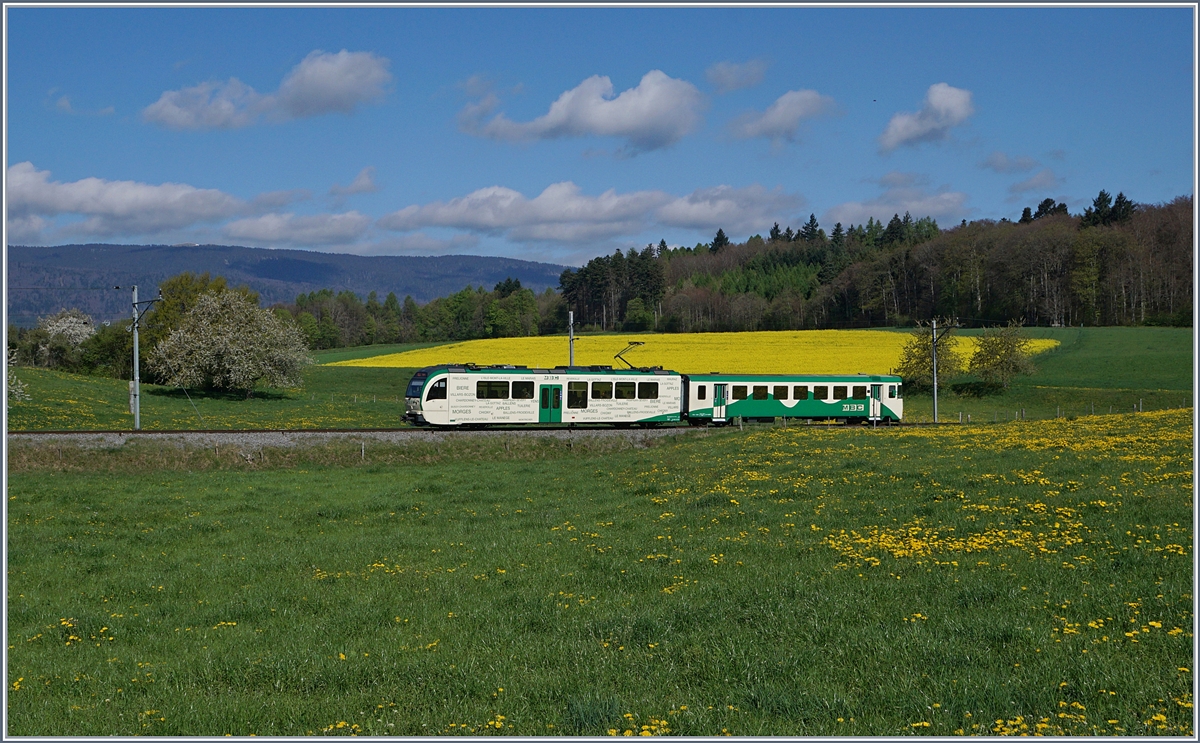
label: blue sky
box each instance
[5,6,1194,265]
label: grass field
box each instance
[6,408,1193,735]
[6,327,1190,431]
[6,348,421,431]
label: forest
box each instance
[561,191,1191,333]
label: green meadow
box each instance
[6,347,423,432]
[5,327,1193,431]
[6,408,1193,735]
[6,325,1193,735]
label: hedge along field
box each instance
[6,409,1192,736]
[329,329,1060,375]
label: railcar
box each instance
[405,363,903,427]
[405,364,683,427]
[684,373,903,425]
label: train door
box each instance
[713,384,727,421]
[539,384,562,423]
[869,384,882,423]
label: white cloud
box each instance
[52,94,114,117]
[378,181,802,245]
[223,211,372,246]
[330,167,378,196]
[458,74,494,98]
[272,50,392,118]
[655,184,804,234]
[879,83,974,151]
[461,70,705,152]
[6,161,243,238]
[4,162,355,246]
[251,189,312,210]
[141,78,264,129]
[349,233,482,256]
[706,59,767,93]
[142,50,391,129]
[6,214,49,244]
[981,151,1038,173]
[824,172,969,226]
[379,181,670,243]
[456,93,501,132]
[729,89,835,142]
[1008,168,1060,195]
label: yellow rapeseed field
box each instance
[331,330,1059,375]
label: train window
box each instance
[813,386,828,400]
[888,385,897,399]
[541,387,550,409]
[697,385,707,400]
[852,386,867,399]
[732,385,748,400]
[638,382,659,400]
[896,384,903,398]
[512,381,534,399]
[752,385,768,400]
[426,379,447,401]
[476,381,509,399]
[793,385,808,400]
[615,382,636,400]
[567,382,588,409]
[553,387,561,409]
[406,374,427,398]
[833,385,848,400]
[773,386,789,400]
[592,381,613,399]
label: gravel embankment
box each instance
[7,426,710,451]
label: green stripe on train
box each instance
[692,400,899,419]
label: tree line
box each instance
[560,190,1191,332]
[7,273,570,387]
[276,278,565,350]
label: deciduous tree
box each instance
[149,291,312,397]
[967,320,1036,388]
[892,321,965,393]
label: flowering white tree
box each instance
[149,291,312,396]
[7,348,30,402]
[38,308,96,346]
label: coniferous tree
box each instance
[1019,207,1034,224]
[711,228,730,252]
[800,214,821,242]
[1081,190,1113,228]
[769,222,783,242]
[882,213,906,246]
[830,222,845,248]
[1033,198,1069,220]
[1110,192,1136,223]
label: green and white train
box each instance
[405,364,903,427]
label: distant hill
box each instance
[7,243,569,326]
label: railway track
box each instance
[6,424,716,451]
[8,420,929,450]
